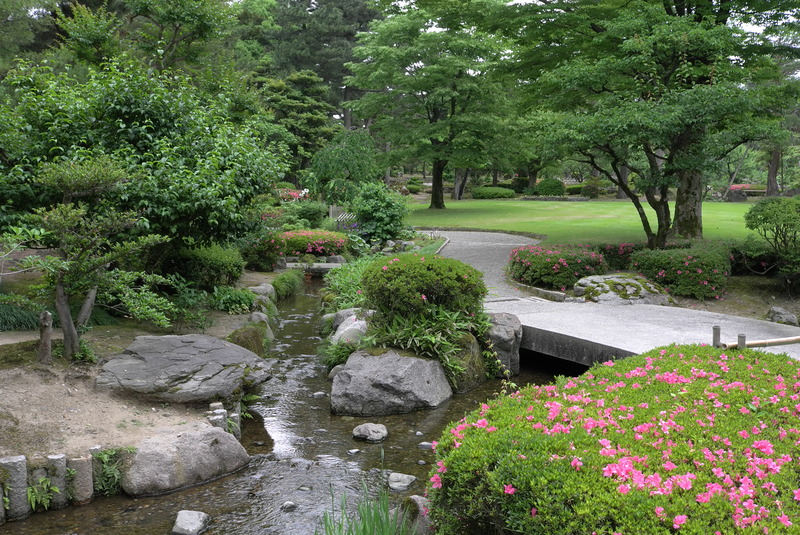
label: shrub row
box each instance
[428,345,800,534]
[472,186,516,200]
[282,229,349,257]
[631,245,730,300]
[508,244,608,291]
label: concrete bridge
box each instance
[484,297,800,366]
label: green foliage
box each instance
[272,269,304,300]
[367,307,494,386]
[239,227,287,271]
[0,298,40,331]
[533,178,565,197]
[744,197,800,258]
[631,244,731,299]
[165,275,212,332]
[316,482,413,535]
[361,254,486,318]
[93,448,134,497]
[281,200,329,229]
[321,255,381,312]
[53,338,97,364]
[580,177,604,199]
[306,130,384,205]
[471,187,516,200]
[319,340,359,371]
[565,184,584,195]
[171,244,245,291]
[428,345,800,535]
[593,242,649,270]
[282,230,349,257]
[508,245,609,291]
[228,322,272,357]
[350,183,409,243]
[27,477,59,511]
[211,286,255,315]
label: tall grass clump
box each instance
[321,255,382,312]
[316,483,413,535]
[272,269,304,300]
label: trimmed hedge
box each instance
[631,244,730,299]
[471,186,517,199]
[508,244,608,291]
[361,253,486,318]
[281,229,349,257]
[534,178,566,196]
[428,345,800,535]
[171,244,245,290]
[565,184,583,195]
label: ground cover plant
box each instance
[407,200,751,245]
[428,345,800,534]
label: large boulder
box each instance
[331,349,453,416]
[450,333,488,394]
[768,306,799,326]
[487,313,522,377]
[122,423,249,497]
[96,334,273,403]
[574,274,672,306]
[330,315,368,345]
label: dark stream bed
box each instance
[2,282,584,535]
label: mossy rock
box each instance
[450,333,487,394]
[574,273,673,305]
[228,323,273,357]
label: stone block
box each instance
[172,510,211,535]
[67,454,94,504]
[46,454,68,509]
[0,455,31,520]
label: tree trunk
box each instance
[37,311,53,365]
[452,168,469,200]
[766,148,781,197]
[76,287,98,328]
[671,168,704,239]
[492,169,500,187]
[615,166,629,199]
[429,159,447,209]
[55,281,80,360]
[527,168,539,191]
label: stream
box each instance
[1,281,583,535]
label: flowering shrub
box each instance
[281,229,349,257]
[632,245,730,299]
[360,253,486,317]
[277,188,309,202]
[508,244,608,291]
[594,242,647,270]
[239,228,286,271]
[428,345,800,535]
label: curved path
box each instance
[435,230,800,363]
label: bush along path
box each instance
[427,344,800,534]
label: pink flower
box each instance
[571,457,583,471]
[430,474,442,489]
[421,294,427,301]
[673,515,687,529]
[793,489,800,501]
[504,484,516,495]
[530,507,537,517]
[382,266,388,271]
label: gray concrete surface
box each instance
[434,230,800,363]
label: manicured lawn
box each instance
[406,199,753,244]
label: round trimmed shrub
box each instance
[631,244,730,299]
[508,244,608,291]
[581,177,603,199]
[472,186,516,199]
[170,244,245,290]
[428,345,800,535]
[534,178,565,196]
[360,254,486,317]
[280,229,349,257]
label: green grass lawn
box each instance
[406,199,753,244]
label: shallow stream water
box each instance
[2,282,584,535]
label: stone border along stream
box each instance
[0,400,240,524]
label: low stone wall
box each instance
[0,402,240,524]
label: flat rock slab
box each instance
[96,334,273,403]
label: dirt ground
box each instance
[0,271,272,459]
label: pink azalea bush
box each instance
[280,229,349,257]
[428,345,800,534]
[508,244,608,291]
[631,245,730,299]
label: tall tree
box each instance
[476,0,800,245]
[347,6,507,209]
[266,0,380,112]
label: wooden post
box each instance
[38,310,52,365]
[712,326,721,348]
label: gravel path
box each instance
[431,230,540,299]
